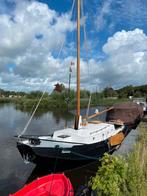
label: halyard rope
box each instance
[81,0,92,118]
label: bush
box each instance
[90,122,147,196]
[90,153,127,196]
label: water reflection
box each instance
[0,104,75,195]
[51,109,74,124]
[15,105,74,121]
[25,160,100,193]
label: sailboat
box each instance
[16,0,125,167]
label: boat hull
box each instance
[10,173,74,196]
[17,140,109,169]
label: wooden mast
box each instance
[75,0,81,129]
[77,0,80,116]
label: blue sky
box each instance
[0,0,147,92]
[39,0,147,57]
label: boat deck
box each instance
[37,123,122,145]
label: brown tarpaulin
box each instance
[106,102,144,126]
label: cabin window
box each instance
[58,135,70,138]
[114,124,122,129]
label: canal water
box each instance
[0,104,105,195]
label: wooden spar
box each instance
[76,0,80,117]
[87,107,114,120]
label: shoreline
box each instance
[0,97,129,112]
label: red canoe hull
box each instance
[10,173,74,196]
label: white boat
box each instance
[17,0,125,167]
[17,120,124,166]
[133,98,147,113]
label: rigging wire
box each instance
[18,0,76,137]
[81,0,89,68]
[81,0,92,118]
[70,0,76,18]
[47,1,77,194]
[86,93,91,120]
[57,0,76,59]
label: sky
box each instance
[0,0,147,92]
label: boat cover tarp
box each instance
[106,102,143,126]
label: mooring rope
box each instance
[71,146,114,160]
[71,150,100,160]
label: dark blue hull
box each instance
[17,140,110,169]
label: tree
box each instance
[53,83,65,93]
[26,91,44,99]
[80,89,90,98]
[103,87,118,98]
[117,85,134,98]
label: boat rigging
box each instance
[16,0,126,168]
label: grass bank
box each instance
[90,97,129,107]
[14,97,67,111]
[12,97,129,112]
[0,97,15,104]
[90,121,147,196]
[0,96,129,115]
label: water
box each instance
[0,104,105,195]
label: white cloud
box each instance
[0,0,75,91]
[100,28,147,88]
[95,0,112,31]
[65,28,147,91]
[0,1,147,93]
[103,29,147,54]
[0,1,74,58]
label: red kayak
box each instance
[10,173,74,196]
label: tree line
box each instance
[0,84,147,101]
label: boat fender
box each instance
[95,109,99,113]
